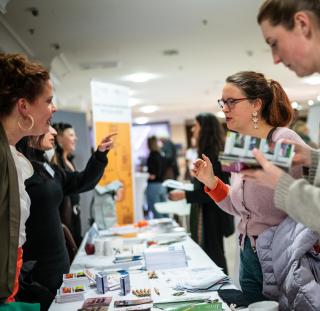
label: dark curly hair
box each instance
[0,53,49,116]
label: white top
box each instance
[10,145,33,246]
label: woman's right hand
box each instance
[192,154,217,189]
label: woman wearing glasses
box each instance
[192,71,306,303]
[237,0,320,236]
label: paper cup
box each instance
[94,239,105,256]
[249,301,279,311]
[104,238,114,256]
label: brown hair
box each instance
[257,0,320,30]
[226,71,293,127]
[147,136,160,152]
[0,53,50,116]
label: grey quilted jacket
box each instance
[256,217,320,310]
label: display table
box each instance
[49,220,237,311]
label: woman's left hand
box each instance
[97,133,118,152]
[169,190,186,201]
[242,148,285,189]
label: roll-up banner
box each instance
[91,81,134,224]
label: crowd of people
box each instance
[1,0,320,310]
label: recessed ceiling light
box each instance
[139,105,159,114]
[129,89,137,96]
[302,75,320,85]
[129,98,142,107]
[124,72,159,83]
[308,100,314,106]
[134,117,149,124]
[291,101,299,109]
[317,95,320,102]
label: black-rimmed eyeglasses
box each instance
[217,98,249,110]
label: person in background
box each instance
[169,113,232,274]
[52,122,82,246]
[184,136,198,180]
[291,119,318,148]
[240,0,320,234]
[160,135,180,180]
[146,135,167,218]
[0,53,56,303]
[17,126,115,310]
[192,71,306,303]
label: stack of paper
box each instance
[173,267,230,292]
[144,245,188,270]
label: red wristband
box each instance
[204,177,229,203]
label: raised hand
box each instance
[169,190,186,201]
[192,154,217,189]
[97,133,117,152]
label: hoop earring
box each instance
[18,115,34,132]
[252,111,259,129]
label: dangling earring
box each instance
[252,111,259,129]
[18,115,34,131]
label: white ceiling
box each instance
[1,0,318,124]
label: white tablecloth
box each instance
[49,222,237,311]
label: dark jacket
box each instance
[22,148,108,296]
[0,123,20,301]
[185,153,233,273]
[55,154,83,246]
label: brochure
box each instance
[162,179,194,191]
[219,131,295,173]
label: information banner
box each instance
[91,81,134,224]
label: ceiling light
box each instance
[134,117,149,124]
[139,105,159,114]
[302,75,320,85]
[124,72,159,83]
[317,95,320,102]
[308,100,314,106]
[216,111,225,118]
[129,98,142,107]
[129,89,137,96]
[291,101,299,109]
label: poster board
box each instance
[91,81,134,224]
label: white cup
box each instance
[104,238,114,256]
[249,301,279,311]
[94,239,105,256]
